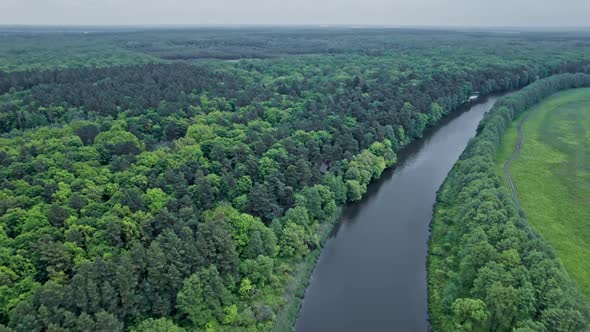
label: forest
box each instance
[1,28,590,331]
[428,74,590,331]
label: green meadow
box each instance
[496,88,590,300]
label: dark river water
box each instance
[295,96,500,332]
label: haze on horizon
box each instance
[2,0,590,27]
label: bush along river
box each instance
[295,96,501,331]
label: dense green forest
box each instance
[1,28,590,331]
[428,74,590,331]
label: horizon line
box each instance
[1,24,590,29]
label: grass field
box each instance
[495,88,590,300]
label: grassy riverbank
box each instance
[495,88,590,300]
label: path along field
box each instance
[495,88,590,301]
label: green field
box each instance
[496,88,590,300]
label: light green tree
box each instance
[451,298,489,331]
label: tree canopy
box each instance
[1,28,590,331]
[428,73,590,332]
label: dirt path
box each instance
[503,112,533,210]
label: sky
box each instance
[2,0,590,27]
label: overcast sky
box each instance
[2,0,590,27]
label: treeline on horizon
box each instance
[116,28,590,61]
[3,28,590,72]
[0,30,590,331]
[429,73,590,331]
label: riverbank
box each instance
[271,207,342,332]
[271,96,494,331]
[428,74,590,331]
[292,96,499,331]
[494,88,590,301]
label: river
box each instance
[295,96,500,331]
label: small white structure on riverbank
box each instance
[467,91,480,102]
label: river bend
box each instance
[295,97,500,332]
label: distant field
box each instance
[496,88,590,300]
[0,35,158,71]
